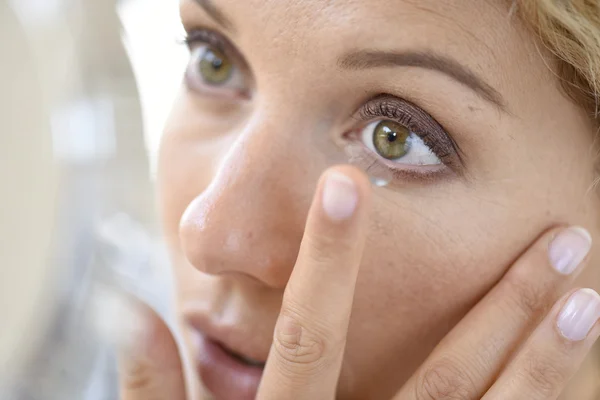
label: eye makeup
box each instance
[180,28,464,186]
[182,29,229,54]
[342,95,464,186]
[357,95,463,167]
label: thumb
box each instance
[117,297,187,400]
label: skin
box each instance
[140,0,600,398]
[120,173,600,400]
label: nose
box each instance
[179,124,314,288]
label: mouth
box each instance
[188,320,268,400]
[218,341,266,368]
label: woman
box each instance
[119,0,600,399]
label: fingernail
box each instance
[322,171,358,221]
[548,227,592,275]
[557,289,600,341]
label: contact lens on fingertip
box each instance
[343,143,393,188]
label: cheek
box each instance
[342,188,550,397]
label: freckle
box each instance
[247,231,254,240]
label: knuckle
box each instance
[473,336,503,371]
[272,311,336,376]
[414,357,476,400]
[519,350,567,397]
[503,268,556,319]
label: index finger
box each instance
[257,167,372,400]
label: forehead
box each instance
[181,0,537,112]
[247,0,507,30]
[181,0,520,73]
[182,0,513,47]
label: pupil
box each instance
[387,131,398,143]
[212,58,223,70]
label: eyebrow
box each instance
[193,0,235,31]
[338,50,506,110]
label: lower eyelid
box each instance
[344,140,452,185]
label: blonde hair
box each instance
[517,0,600,120]
[517,2,600,378]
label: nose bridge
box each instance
[179,115,315,288]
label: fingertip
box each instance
[556,288,600,342]
[319,166,371,222]
[103,292,182,370]
[548,226,592,275]
[327,165,372,199]
[116,295,187,400]
[91,286,150,358]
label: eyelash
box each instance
[180,31,463,182]
[181,29,228,53]
[354,95,464,169]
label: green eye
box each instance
[199,47,233,85]
[373,120,411,160]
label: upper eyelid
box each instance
[181,30,465,169]
[183,28,249,70]
[183,30,227,52]
[353,95,466,169]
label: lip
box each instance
[194,333,264,400]
[187,316,269,400]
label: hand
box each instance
[118,167,600,400]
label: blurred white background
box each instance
[118,0,188,177]
[1,2,187,398]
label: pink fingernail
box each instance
[557,289,600,342]
[322,172,358,222]
[548,227,592,275]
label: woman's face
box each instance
[160,1,600,399]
